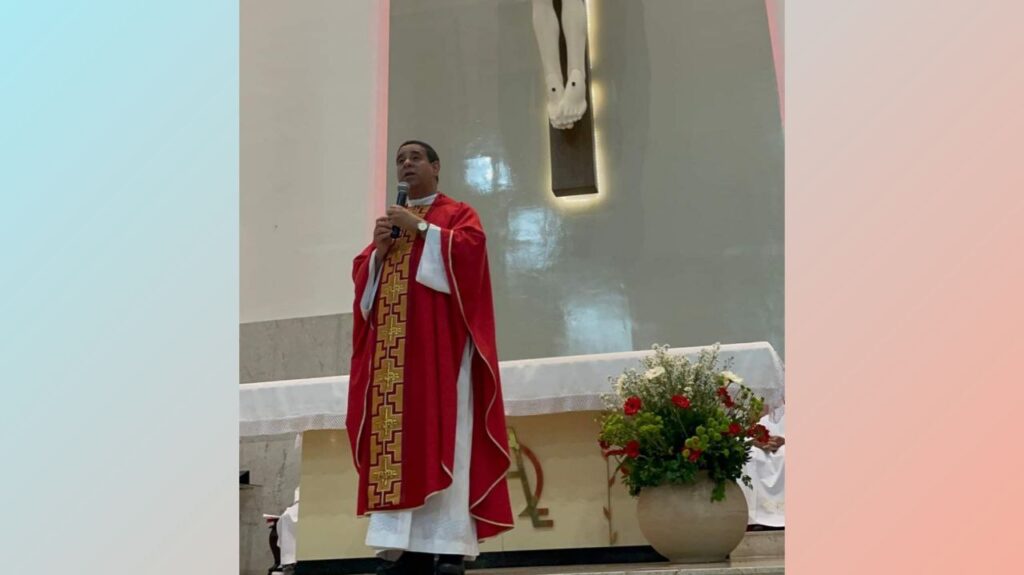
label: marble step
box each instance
[291,531,785,575]
[472,532,785,575]
[477,557,784,575]
[730,530,785,559]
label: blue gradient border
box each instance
[2,2,238,572]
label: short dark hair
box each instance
[397,140,439,164]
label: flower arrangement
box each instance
[598,345,771,501]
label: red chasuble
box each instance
[346,193,514,540]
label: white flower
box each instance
[684,386,693,394]
[644,366,666,380]
[614,375,626,394]
[721,370,743,384]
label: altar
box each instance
[240,342,784,566]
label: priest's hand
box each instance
[386,205,425,236]
[373,217,395,261]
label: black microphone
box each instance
[390,181,410,238]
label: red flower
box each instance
[688,449,702,462]
[671,395,691,409]
[625,440,641,458]
[749,424,771,444]
[599,439,610,450]
[716,386,735,408]
[624,396,642,416]
[728,422,743,436]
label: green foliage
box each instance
[598,345,768,502]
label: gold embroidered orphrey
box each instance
[367,205,430,508]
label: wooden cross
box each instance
[549,0,597,197]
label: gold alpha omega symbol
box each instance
[505,426,554,528]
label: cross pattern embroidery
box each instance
[365,201,434,509]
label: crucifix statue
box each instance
[532,0,589,129]
[531,0,598,196]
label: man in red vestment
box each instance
[347,140,514,575]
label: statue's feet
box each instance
[551,117,575,130]
[556,68,588,127]
[544,74,573,130]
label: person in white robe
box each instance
[741,406,785,528]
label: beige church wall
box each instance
[241,0,784,357]
[239,1,383,573]
[387,0,784,360]
[297,412,651,561]
[241,0,382,324]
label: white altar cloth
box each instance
[240,342,784,438]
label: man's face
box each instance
[396,144,439,191]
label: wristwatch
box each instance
[416,220,429,235]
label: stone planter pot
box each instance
[636,474,748,563]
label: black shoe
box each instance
[376,551,434,575]
[435,554,465,575]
